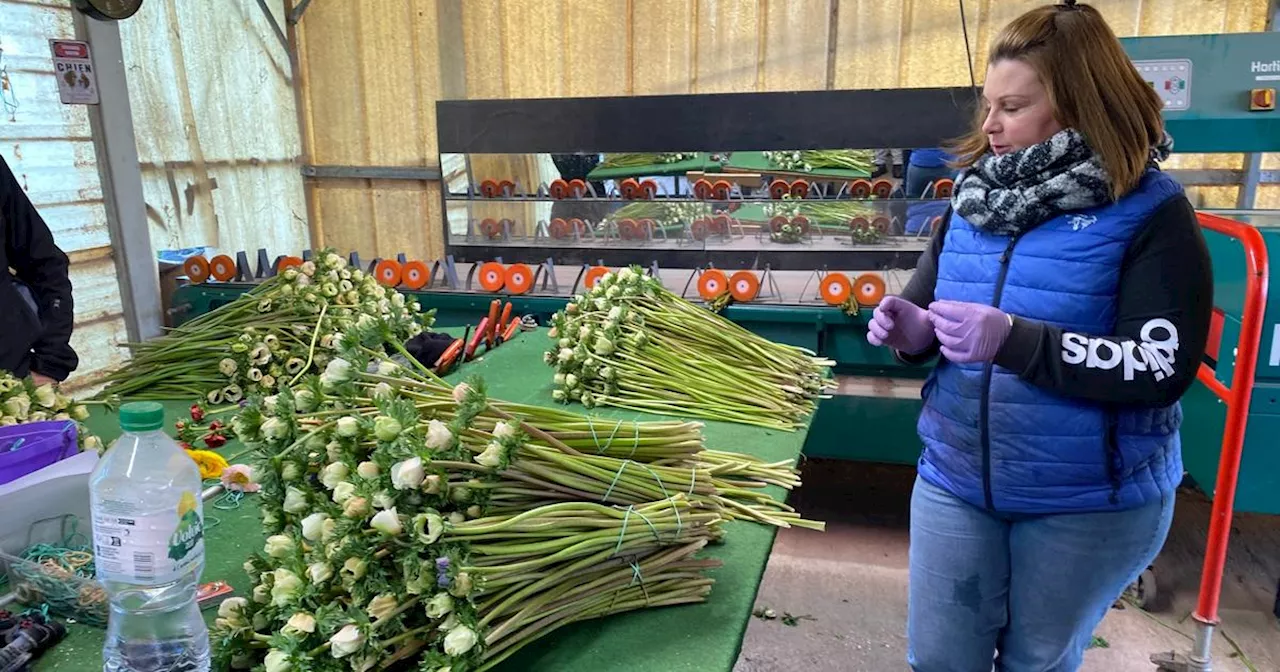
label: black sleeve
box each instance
[1,156,78,380]
[892,212,949,365]
[993,196,1212,407]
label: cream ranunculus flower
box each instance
[300,512,329,542]
[32,384,57,409]
[474,441,505,468]
[425,419,453,450]
[263,535,295,559]
[282,611,316,637]
[329,624,365,659]
[443,624,479,657]
[282,486,308,514]
[390,457,425,490]
[365,593,398,621]
[426,593,454,619]
[320,462,350,490]
[3,394,30,419]
[216,597,249,627]
[343,496,371,519]
[263,649,291,672]
[270,568,303,607]
[370,508,402,536]
[373,416,402,442]
[335,416,360,438]
[308,562,333,584]
[342,557,368,582]
[491,421,517,439]
[332,481,358,505]
[71,404,90,421]
[356,461,380,479]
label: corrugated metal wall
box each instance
[0,0,130,389]
[294,0,1276,259]
[119,0,308,258]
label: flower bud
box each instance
[373,416,402,442]
[343,496,371,519]
[335,416,360,438]
[357,461,380,479]
[263,535,294,559]
[370,507,402,536]
[300,512,328,541]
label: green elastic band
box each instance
[629,560,650,602]
[688,467,697,496]
[205,515,221,531]
[602,459,632,502]
[612,505,662,556]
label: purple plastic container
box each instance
[0,420,79,486]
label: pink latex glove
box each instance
[866,296,936,355]
[928,300,1013,363]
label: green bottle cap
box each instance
[119,401,165,432]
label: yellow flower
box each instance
[188,449,229,479]
[178,491,199,517]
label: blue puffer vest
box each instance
[917,169,1186,514]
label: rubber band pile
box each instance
[211,323,821,671]
[1,517,107,626]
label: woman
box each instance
[865,2,1213,670]
[1,152,78,385]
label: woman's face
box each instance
[980,59,1063,155]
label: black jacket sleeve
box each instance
[993,196,1212,407]
[892,213,948,364]
[2,155,78,380]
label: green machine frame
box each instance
[173,32,1280,514]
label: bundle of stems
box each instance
[598,152,696,168]
[544,267,834,430]
[763,149,875,173]
[214,330,821,672]
[97,250,431,401]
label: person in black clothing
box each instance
[1,153,78,385]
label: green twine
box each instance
[600,460,683,539]
[7,516,107,626]
[586,417,640,458]
[202,478,246,510]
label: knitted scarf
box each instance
[951,128,1174,236]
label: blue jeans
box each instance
[907,476,1174,672]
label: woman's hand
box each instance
[29,372,57,387]
[928,300,1012,363]
[866,296,936,354]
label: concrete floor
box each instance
[735,460,1280,672]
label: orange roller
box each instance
[692,179,714,200]
[183,255,211,284]
[584,265,610,290]
[618,218,639,240]
[638,218,656,239]
[549,179,570,199]
[640,180,658,199]
[792,215,811,234]
[927,215,943,234]
[568,179,588,197]
[690,218,710,241]
[712,180,732,200]
[209,254,237,282]
[620,179,641,200]
[697,269,729,301]
[769,215,789,233]
[504,263,535,295]
[498,179,516,196]
[849,216,870,232]
[401,260,430,290]
[276,255,303,273]
[374,259,403,287]
[769,179,790,200]
[871,179,894,199]
[549,218,571,239]
[853,273,886,306]
[933,178,954,199]
[871,216,891,232]
[569,218,587,235]
[789,180,810,198]
[729,270,760,302]
[850,179,872,199]
[711,214,731,235]
[820,273,852,306]
[479,218,503,239]
[477,262,506,292]
[479,179,500,198]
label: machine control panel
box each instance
[1133,59,1192,111]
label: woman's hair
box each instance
[950,1,1166,198]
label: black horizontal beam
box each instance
[437,87,979,154]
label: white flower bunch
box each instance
[0,372,102,453]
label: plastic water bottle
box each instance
[90,402,209,671]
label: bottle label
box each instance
[92,491,205,583]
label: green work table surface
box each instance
[586,153,723,181]
[723,151,872,180]
[40,331,810,671]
